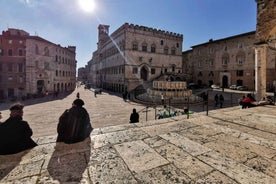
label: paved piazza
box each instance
[0,87,160,139]
[0,87,276,183]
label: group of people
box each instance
[239,93,274,108]
[214,94,224,108]
[0,97,93,155]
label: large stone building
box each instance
[87,23,183,93]
[183,31,276,91]
[0,28,76,100]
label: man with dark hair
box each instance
[57,99,93,144]
[0,103,37,155]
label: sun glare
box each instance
[78,0,96,13]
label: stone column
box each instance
[255,44,267,101]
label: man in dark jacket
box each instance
[130,108,139,123]
[57,99,92,144]
[0,103,37,155]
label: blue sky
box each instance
[1,0,257,69]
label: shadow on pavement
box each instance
[0,150,29,181]
[47,137,91,183]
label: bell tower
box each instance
[97,24,109,49]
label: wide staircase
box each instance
[0,105,276,183]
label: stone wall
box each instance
[256,0,276,42]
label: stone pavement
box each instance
[0,86,249,140]
[0,101,276,183]
[0,86,163,140]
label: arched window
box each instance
[171,64,176,72]
[164,46,169,55]
[132,41,138,51]
[142,42,147,52]
[151,44,156,53]
[44,47,49,56]
[222,53,229,65]
[171,47,176,55]
[236,51,245,65]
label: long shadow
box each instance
[47,137,91,183]
[0,150,29,181]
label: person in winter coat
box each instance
[219,94,224,108]
[129,108,139,123]
[57,99,93,144]
[0,103,37,155]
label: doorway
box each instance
[140,66,148,81]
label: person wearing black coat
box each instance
[130,108,139,123]
[0,103,37,155]
[57,99,93,144]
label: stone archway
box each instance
[222,75,228,88]
[37,80,44,94]
[140,66,148,81]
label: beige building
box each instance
[184,31,276,91]
[0,28,76,100]
[87,23,183,93]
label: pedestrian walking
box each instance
[161,93,164,105]
[214,94,219,107]
[219,94,224,108]
[0,103,37,155]
[76,92,80,99]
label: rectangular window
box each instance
[18,63,23,72]
[8,49,12,56]
[236,70,243,76]
[132,67,138,74]
[171,49,176,55]
[8,63,13,72]
[222,58,228,65]
[132,43,138,51]
[164,48,169,55]
[237,57,243,65]
[19,49,23,56]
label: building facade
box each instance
[183,31,276,91]
[87,23,183,92]
[0,28,76,100]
